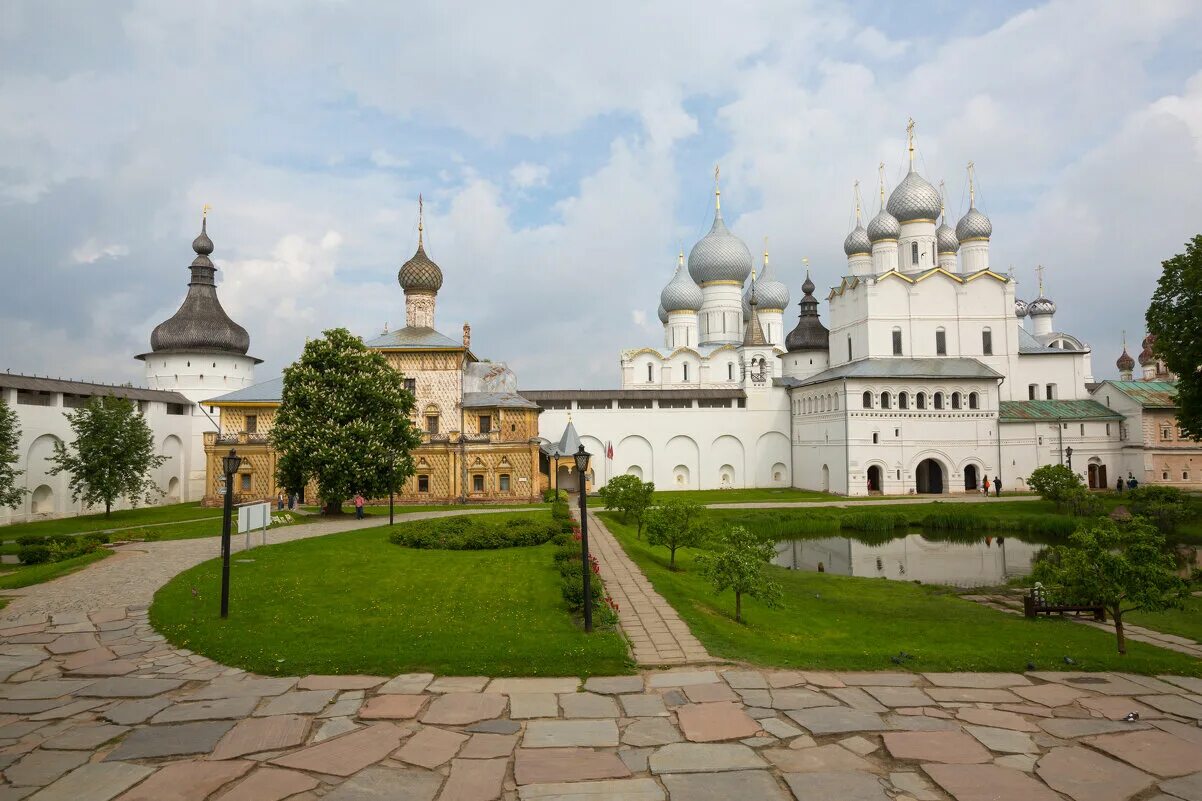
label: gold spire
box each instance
[417,194,424,247]
[878,162,886,204]
[802,256,810,270]
[906,117,916,170]
[677,249,684,269]
[714,164,721,212]
[853,180,862,223]
[967,161,976,207]
[201,203,212,220]
[763,236,769,268]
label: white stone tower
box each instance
[868,163,900,274]
[780,272,830,381]
[690,168,753,346]
[889,119,941,275]
[956,162,993,272]
[398,195,444,329]
[843,181,873,276]
[659,251,701,350]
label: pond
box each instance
[773,534,1045,588]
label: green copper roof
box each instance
[1104,380,1177,409]
[999,399,1122,422]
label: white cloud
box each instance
[370,149,408,169]
[70,240,129,264]
[509,162,550,188]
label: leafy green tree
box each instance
[696,525,782,624]
[1126,485,1192,534]
[0,397,25,510]
[1033,518,1189,654]
[48,396,165,517]
[271,328,423,514]
[1064,486,1102,518]
[645,499,707,569]
[597,474,655,537]
[1146,234,1202,438]
[1027,464,1083,510]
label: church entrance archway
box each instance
[556,465,574,492]
[1087,462,1108,489]
[866,465,883,494]
[964,464,979,491]
[916,459,944,494]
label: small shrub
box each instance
[550,501,572,521]
[921,507,987,532]
[1065,487,1103,518]
[1127,485,1192,533]
[18,545,51,565]
[15,535,47,546]
[389,515,561,550]
[47,534,74,548]
[82,532,111,545]
[543,488,568,503]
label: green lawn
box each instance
[300,503,543,516]
[0,548,114,590]
[1127,594,1202,643]
[150,512,631,677]
[1,502,220,541]
[601,513,1202,676]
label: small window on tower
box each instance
[472,474,485,492]
[934,392,945,410]
[418,475,430,493]
[916,392,927,410]
[982,328,993,355]
[426,415,439,435]
[898,392,909,409]
[499,474,511,492]
[847,336,853,361]
[479,415,491,434]
[951,392,961,410]
[968,392,979,410]
[647,364,653,383]
[935,328,947,356]
[862,391,873,409]
[911,242,919,265]
[872,432,879,444]
[683,363,689,381]
[892,328,903,356]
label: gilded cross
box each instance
[202,203,212,219]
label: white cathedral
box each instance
[529,127,1146,496]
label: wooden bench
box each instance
[1023,587,1105,621]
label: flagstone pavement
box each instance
[0,510,1200,799]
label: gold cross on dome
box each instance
[1036,264,1046,294]
[906,117,916,167]
[202,203,212,219]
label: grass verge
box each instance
[601,512,1202,676]
[151,513,631,677]
[1126,594,1202,644]
[1,502,221,541]
[0,548,114,590]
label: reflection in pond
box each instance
[773,534,1045,588]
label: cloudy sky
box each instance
[2,1,1201,389]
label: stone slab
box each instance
[1040,718,1149,738]
[427,676,490,693]
[510,693,559,719]
[1012,683,1094,707]
[1036,745,1154,801]
[376,673,434,695]
[270,722,404,777]
[677,701,761,742]
[40,723,129,750]
[619,694,667,717]
[358,693,426,720]
[1087,730,1202,778]
[785,707,886,735]
[180,677,296,701]
[421,693,507,725]
[211,714,311,760]
[255,689,336,716]
[682,683,738,703]
[514,748,632,785]
[518,778,664,800]
[883,731,991,764]
[621,718,682,747]
[1138,694,1202,720]
[560,692,618,718]
[24,763,152,801]
[114,758,253,801]
[1159,771,1202,801]
[460,733,519,759]
[647,742,766,774]
[862,686,933,708]
[583,676,644,695]
[296,675,385,691]
[75,677,183,698]
[440,757,507,801]
[922,672,1031,688]
[489,678,580,695]
[0,680,94,700]
[925,688,1020,704]
[106,720,235,761]
[964,725,1036,754]
[782,770,888,801]
[836,672,920,687]
[722,671,769,689]
[762,744,874,774]
[465,719,522,735]
[662,770,790,801]
[955,707,1039,732]
[524,720,619,748]
[7,750,90,787]
[103,698,170,725]
[923,763,1062,801]
[321,766,441,801]
[646,671,719,688]
[151,696,259,723]
[212,766,319,801]
[770,688,841,710]
[394,725,468,769]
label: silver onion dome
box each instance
[753,259,789,311]
[1014,298,1029,318]
[886,170,943,222]
[956,206,992,241]
[688,207,753,284]
[936,222,959,254]
[657,304,668,324]
[843,224,872,256]
[1027,296,1056,316]
[660,259,703,312]
[866,209,900,242]
[147,218,252,356]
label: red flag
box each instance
[606,442,613,460]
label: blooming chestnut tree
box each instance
[271,328,423,513]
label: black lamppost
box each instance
[574,444,593,633]
[220,448,243,619]
[388,451,396,526]
[1065,446,1074,473]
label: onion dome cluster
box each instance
[866,208,900,242]
[1138,334,1156,367]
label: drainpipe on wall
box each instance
[843,379,850,495]
[996,376,1004,487]
[1057,418,1064,465]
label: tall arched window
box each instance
[951,392,961,410]
[647,364,653,383]
[862,391,873,409]
[935,327,947,355]
[968,392,979,410]
[898,391,909,410]
[847,336,853,362]
[916,392,927,410]
[834,395,839,410]
[683,363,690,382]
[982,327,993,356]
[911,241,919,265]
[892,327,903,355]
[727,363,733,381]
[934,392,945,410]
[880,391,892,409]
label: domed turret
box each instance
[956,207,992,242]
[398,196,443,328]
[955,162,993,271]
[694,169,753,347]
[1027,296,1056,317]
[844,225,872,256]
[660,253,703,312]
[1116,347,1135,373]
[687,206,753,285]
[887,170,942,223]
[784,272,829,352]
[148,217,251,356]
[1138,334,1156,367]
[753,251,789,311]
[1015,298,1029,319]
[867,208,900,242]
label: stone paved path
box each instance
[583,511,712,666]
[2,610,1202,801]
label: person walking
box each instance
[1116,476,1123,494]
[277,492,284,511]
[354,492,366,519]
[992,476,1001,497]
